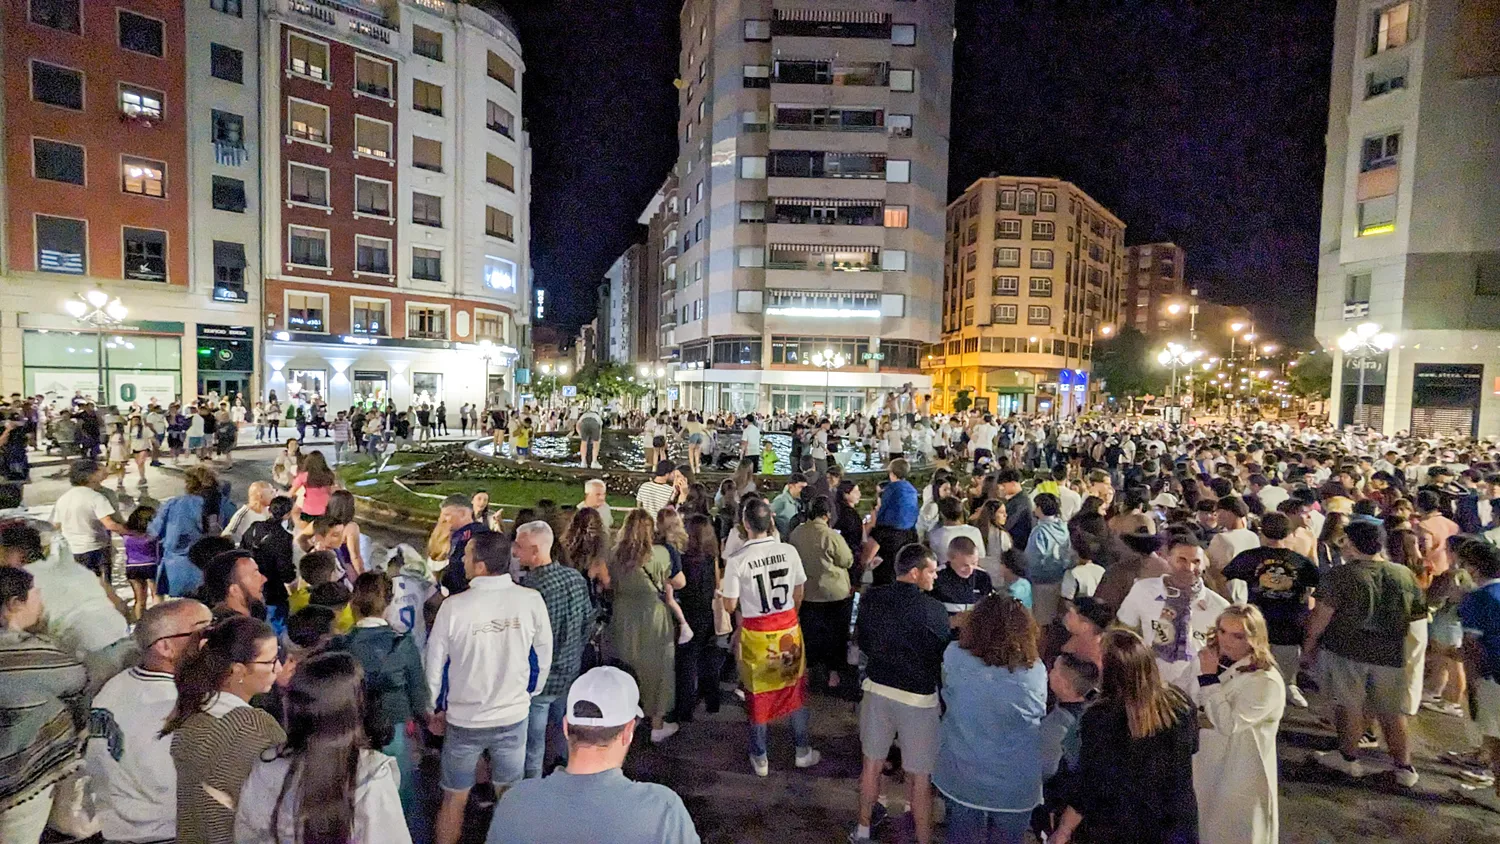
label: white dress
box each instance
[234,749,411,844]
[1192,658,1285,844]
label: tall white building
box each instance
[669,1,955,415]
[1316,0,1500,437]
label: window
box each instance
[355,235,391,275]
[355,55,392,98]
[287,99,329,143]
[487,100,514,136]
[287,163,328,206]
[1029,277,1053,296]
[1032,220,1055,240]
[744,19,770,40]
[287,293,326,331]
[889,69,914,91]
[122,227,166,282]
[487,51,516,88]
[30,0,80,33]
[211,109,244,147]
[1346,272,1372,303]
[288,34,328,81]
[212,241,247,301]
[1030,248,1054,269]
[212,176,246,212]
[1027,305,1051,324]
[412,193,442,227]
[122,156,165,197]
[32,139,84,185]
[993,304,1018,324]
[35,215,86,274]
[993,275,1019,296]
[742,109,769,132]
[412,79,442,115]
[31,61,83,110]
[891,23,916,45]
[887,114,913,137]
[210,0,241,17]
[996,219,1021,239]
[1040,191,1057,211]
[288,227,328,267]
[1366,59,1409,98]
[965,252,978,272]
[737,247,765,268]
[486,154,514,190]
[120,83,163,119]
[351,299,388,335]
[998,189,1016,210]
[1361,131,1400,170]
[118,11,164,57]
[354,177,390,217]
[740,155,766,179]
[735,201,764,222]
[484,254,516,290]
[995,247,1021,267]
[884,205,909,228]
[1358,195,1397,236]
[355,116,392,158]
[964,306,974,326]
[407,306,447,339]
[886,159,911,182]
[743,64,770,88]
[1371,2,1410,54]
[411,247,441,281]
[773,105,885,131]
[211,43,243,83]
[486,206,514,240]
[411,136,442,171]
[475,310,506,342]
[1019,188,1037,215]
[882,249,907,271]
[412,25,443,61]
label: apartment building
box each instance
[260,0,529,410]
[639,172,680,364]
[668,1,955,416]
[0,0,261,405]
[1315,0,1500,437]
[1123,242,1186,336]
[924,177,1126,417]
[602,243,645,364]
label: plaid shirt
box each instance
[526,563,596,696]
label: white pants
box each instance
[1402,618,1429,716]
[0,785,55,844]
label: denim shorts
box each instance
[439,719,528,792]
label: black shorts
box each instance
[75,548,112,578]
[125,562,158,582]
[298,511,321,523]
[934,445,949,459]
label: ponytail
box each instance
[161,615,274,736]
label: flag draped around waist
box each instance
[737,608,807,724]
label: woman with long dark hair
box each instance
[1052,629,1199,843]
[233,651,410,843]
[608,509,678,742]
[290,450,337,527]
[321,490,366,583]
[165,615,285,844]
[150,464,233,596]
[673,514,727,721]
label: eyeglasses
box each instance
[248,655,283,668]
[147,620,212,650]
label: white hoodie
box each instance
[425,574,553,729]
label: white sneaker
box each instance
[591,461,603,469]
[750,753,770,777]
[1420,700,1464,717]
[677,625,694,645]
[1317,750,1373,778]
[1394,765,1420,787]
[1357,731,1381,749]
[650,723,679,744]
[1287,685,1309,708]
[795,747,821,769]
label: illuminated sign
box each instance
[340,335,379,346]
[534,288,546,320]
[764,306,881,318]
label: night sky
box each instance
[507,1,1335,343]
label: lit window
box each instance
[884,206,909,228]
[355,116,392,158]
[122,156,165,197]
[484,255,517,291]
[1358,196,1397,236]
[288,34,328,81]
[288,99,328,143]
[119,84,163,120]
[1371,2,1409,54]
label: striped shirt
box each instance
[0,631,87,813]
[635,480,676,518]
[169,694,284,844]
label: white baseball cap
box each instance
[565,666,644,728]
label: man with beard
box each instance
[200,549,268,620]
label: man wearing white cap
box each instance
[485,666,701,844]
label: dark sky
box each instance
[510,1,1335,343]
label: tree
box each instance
[952,389,973,413]
[1287,351,1333,398]
[1092,326,1170,399]
[574,361,650,402]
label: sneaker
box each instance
[650,723,679,744]
[750,753,769,777]
[794,747,821,769]
[1317,750,1374,778]
[591,461,603,469]
[1394,765,1420,788]
[1287,685,1309,708]
[678,625,694,645]
[1420,700,1464,717]
[1458,768,1496,786]
[1357,731,1381,750]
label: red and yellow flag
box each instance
[738,608,808,724]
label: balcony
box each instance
[278,0,397,50]
[1343,301,1370,320]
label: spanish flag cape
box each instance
[737,607,808,724]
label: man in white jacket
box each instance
[427,531,554,844]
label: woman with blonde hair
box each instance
[1192,604,1284,844]
[1052,629,1198,843]
[607,509,680,743]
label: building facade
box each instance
[0,0,261,406]
[667,0,955,416]
[602,244,643,364]
[260,0,530,411]
[924,177,1126,417]
[1316,0,1500,437]
[1123,242,1186,336]
[639,172,680,364]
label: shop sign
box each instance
[197,324,254,340]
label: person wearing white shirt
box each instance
[87,600,213,844]
[51,459,127,585]
[1250,475,1288,513]
[1207,497,1261,597]
[1116,534,1230,694]
[925,497,985,567]
[739,415,763,468]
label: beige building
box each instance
[925,177,1125,416]
[1123,243,1186,335]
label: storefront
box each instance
[18,315,184,407]
[1410,363,1483,438]
[265,331,516,411]
[676,366,930,417]
[195,324,255,404]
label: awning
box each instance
[771,197,883,208]
[769,243,880,253]
[213,240,247,268]
[774,9,888,24]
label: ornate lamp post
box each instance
[808,348,847,415]
[63,290,127,403]
[1337,321,1396,429]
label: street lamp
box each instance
[1156,342,1202,400]
[808,348,847,415]
[63,290,127,403]
[1337,321,1396,429]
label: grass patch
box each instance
[339,460,634,518]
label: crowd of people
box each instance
[3,398,1500,843]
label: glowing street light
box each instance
[1337,321,1396,429]
[1156,342,1202,399]
[808,348,847,413]
[62,290,127,402]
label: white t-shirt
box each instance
[1207,527,1261,575]
[387,573,438,655]
[742,424,762,456]
[970,423,998,452]
[1256,485,1290,512]
[86,667,179,843]
[53,486,116,553]
[720,536,807,618]
[1060,561,1105,600]
[1116,577,1230,693]
[926,524,986,567]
